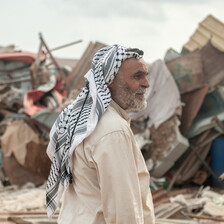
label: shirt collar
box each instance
[110,100,131,123]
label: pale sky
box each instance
[1,0,224,63]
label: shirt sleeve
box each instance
[92,130,145,224]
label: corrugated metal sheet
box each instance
[183,15,224,52]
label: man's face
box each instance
[109,57,149,112]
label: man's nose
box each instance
[141,76,150,88]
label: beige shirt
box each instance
[58,100,155,224]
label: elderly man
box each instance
[46,45,155,223]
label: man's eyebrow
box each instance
[133,70,149,75]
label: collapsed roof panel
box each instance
[0,51,46,65]
[183,14,224,53]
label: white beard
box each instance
[111,82,147,112]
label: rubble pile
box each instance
[0,34,75,187]
[0,183,58,224]
[153,186,224,223]
[0,184,223,224]
[0,14,224,223]
[132,14,224,191]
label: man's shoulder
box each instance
[98,104,128,132]
[91,104,130,140]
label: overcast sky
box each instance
[1,0,224,63]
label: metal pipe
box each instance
[50,40,82,52]
[191,146,224,189]
[39,33,66,81]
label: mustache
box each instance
[135,87,147,94]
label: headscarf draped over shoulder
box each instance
[46,44,143,216]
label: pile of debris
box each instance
[0,33,76,187]
[0,14,224,223]
[131,14,224,191]
[0,37,108,187]
[0,183,224,224]
[153,186,224,224]
[0,183,58,224]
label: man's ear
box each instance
[108,81,116,96]
[108,82,114,88]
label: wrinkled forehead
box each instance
[119,57,148,72]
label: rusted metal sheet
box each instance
[66,41,107,93]
[0,51,46,65]
[180,85,209,136]
[201,41,224,88]
[166,50,205,94]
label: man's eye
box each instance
[134,75,141,80]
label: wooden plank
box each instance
[188,213,224,222]
[0,214,15,224]
[155,203,182,219]
[156,218,198,224]
[8,214,58,224]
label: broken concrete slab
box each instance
[147,116,189,178]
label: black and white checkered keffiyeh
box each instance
[46,44,142,216]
